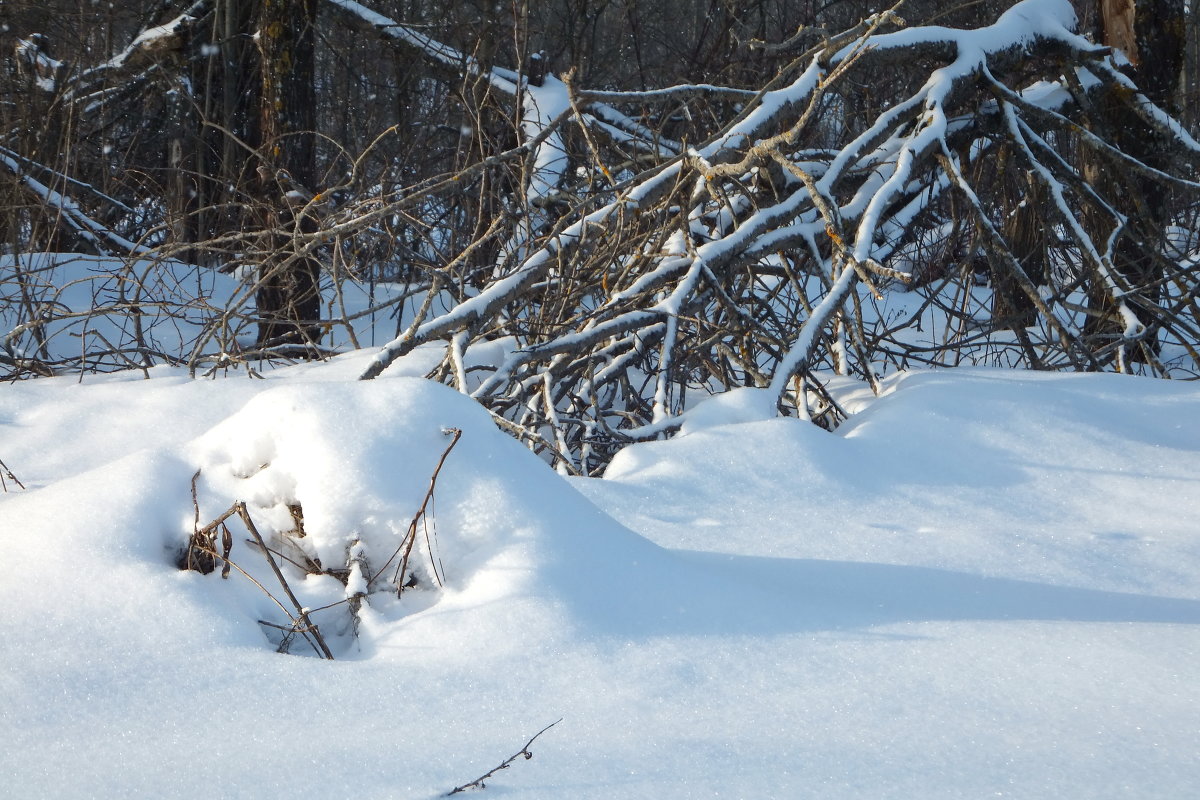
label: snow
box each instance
[2,360,1199,798]
[522,77,572,204]
[849,0,1082,60]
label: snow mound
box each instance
[186,378,777,656]
[676,386,776,434]
[595,368,1200,598]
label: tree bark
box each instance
[204,0,260,249]
[1082,0,1185,361]
[253,0,322,352]
[995,164,1045,333]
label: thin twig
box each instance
[236,502,335,660]
[446,719,562,796]
[0,457,25,492]
[190,469,201,532]
[187,538,326,658]
[371,427,463,592]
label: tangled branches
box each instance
[4,0,1199,473]
[349,0,1200,472]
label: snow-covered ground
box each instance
[2,356,1198,798]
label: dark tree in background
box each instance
[1079,0,1186,356]
[252,0,322,350]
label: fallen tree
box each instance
[3,0,1199,474]
[338,0,1200,471]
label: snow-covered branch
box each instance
[343,0,1200,472]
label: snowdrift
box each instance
[2,366,1199,798]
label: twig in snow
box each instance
[445,719,562,795]
[0,457,25,492]
[182,474,335,660]
[371,426,462,593]
[236,502,335,660]
[184,518,330,658]
[179,469,238,574]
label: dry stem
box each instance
[0,456,25,492]
[446,719,562,795]
[372,426,463,594]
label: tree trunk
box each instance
[994,148,1045,335]
[204,0,260,249]
[253,0,322,352]
[1083,0,1185,362]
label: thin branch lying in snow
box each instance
[0,457,26,492]
[446,719,562,796]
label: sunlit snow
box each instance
[2,358,1198,798]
